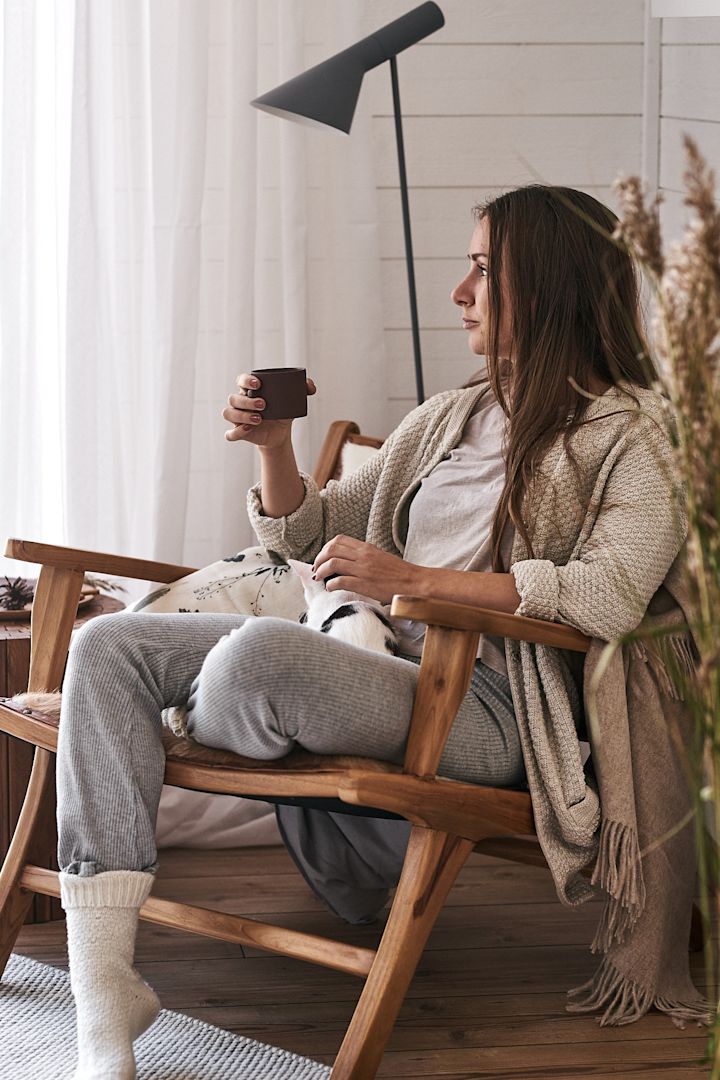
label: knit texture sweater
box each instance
[247,380,709,1027]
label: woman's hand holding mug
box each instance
[223,371,317,449]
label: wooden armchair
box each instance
[0,420,700,1078]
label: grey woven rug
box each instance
[1,953,331,1079]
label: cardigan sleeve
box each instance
[246,433,395,563]
[510,414,688,642]
[246,471,325,562]
[246,388,474,563]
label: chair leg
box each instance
[331,826,475,1080]
[0,748,56,979]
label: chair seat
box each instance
[161,725,406,819]
[0,694,405,816]
[0,694,536,829]
[160,726,400,775]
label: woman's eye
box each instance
[476,264,487,277]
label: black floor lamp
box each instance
[250,2,445,408]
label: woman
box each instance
[55,185,707,1079]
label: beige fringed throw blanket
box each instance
[248,379,710,1027]
[511,552,707,1027]
[506,382,709,1028]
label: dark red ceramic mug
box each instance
[247,367,308,421]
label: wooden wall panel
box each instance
[257,0,645,46]
[657,15,720,249]
[660,117,720,193]
[662,15,720,43]
[661,45,720,124]
[369,116,641,190]
[364,44,643,117]
[659,188,689,241]
[362,1,645,45]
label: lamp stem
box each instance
[389,56,424,407]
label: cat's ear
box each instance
[287,558,313,586]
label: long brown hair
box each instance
[468,185,659,571]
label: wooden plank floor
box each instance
[13,844,713,1078]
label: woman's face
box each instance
[450,217,512,358]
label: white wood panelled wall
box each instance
[354,1,720,432]
[357,0,647,430]
[656,14,720,240]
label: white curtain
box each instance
[0,0,389,604]
[0,0,74,584]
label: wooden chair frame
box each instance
[0,421,702,1078]
[312,420,385,489]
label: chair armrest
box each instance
[394,594,591,782]
[390,594,592,653]
[401,621,482,779]
[5,538,197,584]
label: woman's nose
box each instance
[451,274,470,306]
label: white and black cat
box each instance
[287,558,399,657]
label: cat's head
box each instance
[287,558,398,654]
[287,558,361,618]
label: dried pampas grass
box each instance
[614,133,720,1072]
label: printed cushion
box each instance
[124,545,306,620]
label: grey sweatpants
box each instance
[56,611,525,903]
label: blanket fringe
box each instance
[628,632,698,702]
[589,819,646,950]
[566,954,712,1028]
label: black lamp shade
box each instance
[251,50,366,135]
[250,2,444,134]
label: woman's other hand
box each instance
[223,372,317,449]
[312,536,426,605]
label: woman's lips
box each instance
[462,319,479,329]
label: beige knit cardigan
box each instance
[247,380,710,1027]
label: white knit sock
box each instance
[60,870,160,1080]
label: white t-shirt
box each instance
[390,381,515,677]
